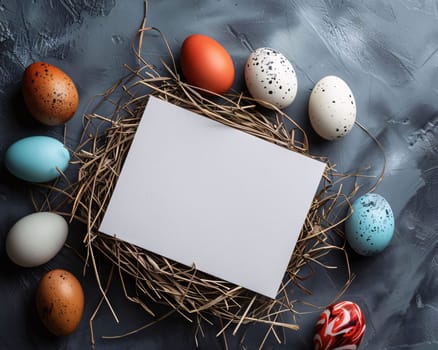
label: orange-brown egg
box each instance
[180,34,235,94]
[22,62,79,126]
[35,269,84,336]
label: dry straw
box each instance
[40,1,385,347]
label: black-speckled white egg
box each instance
[345,193,395,256]
[244,48,297,109]
[309,75,356,140]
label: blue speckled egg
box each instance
[345,193,394,256]
[5,136,70,183]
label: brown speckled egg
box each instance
[22,62,79,126]
[35,269,84,336]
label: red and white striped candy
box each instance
[314,301,366,350]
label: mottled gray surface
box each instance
[1,1,437,349]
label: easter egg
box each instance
[309,76,356,140]
[244,47,298,109]
[6,212,68,267]
[314,301,366,350]
[36,269,84,336]
[5,136,70,183]
[180,34,235,94]
[345,193,395,256]
[22,62,79,126]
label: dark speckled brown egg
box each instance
[35,269,84,336]
[22,62,79,126]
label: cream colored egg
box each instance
[6,212,68,267]
[245,47,298,109]
[309,76,356,140]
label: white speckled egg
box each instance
[6,212,68,267]
[244,48,297,109]
[345,193,395,256]
[309,76,356,140]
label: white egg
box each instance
[245,47,298,109]
[308,75,356,140]
[6,212,68,267]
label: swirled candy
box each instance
[314,301,366,350]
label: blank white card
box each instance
[99,96,326,298]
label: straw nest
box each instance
[40,2,384,347]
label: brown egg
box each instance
[22,62,79,126]
[35,269,84,336]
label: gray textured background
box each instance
[1,1,437,349]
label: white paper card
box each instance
[99,96,326,298]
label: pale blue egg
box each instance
[345,193,394,256]
[5,136,70,183]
